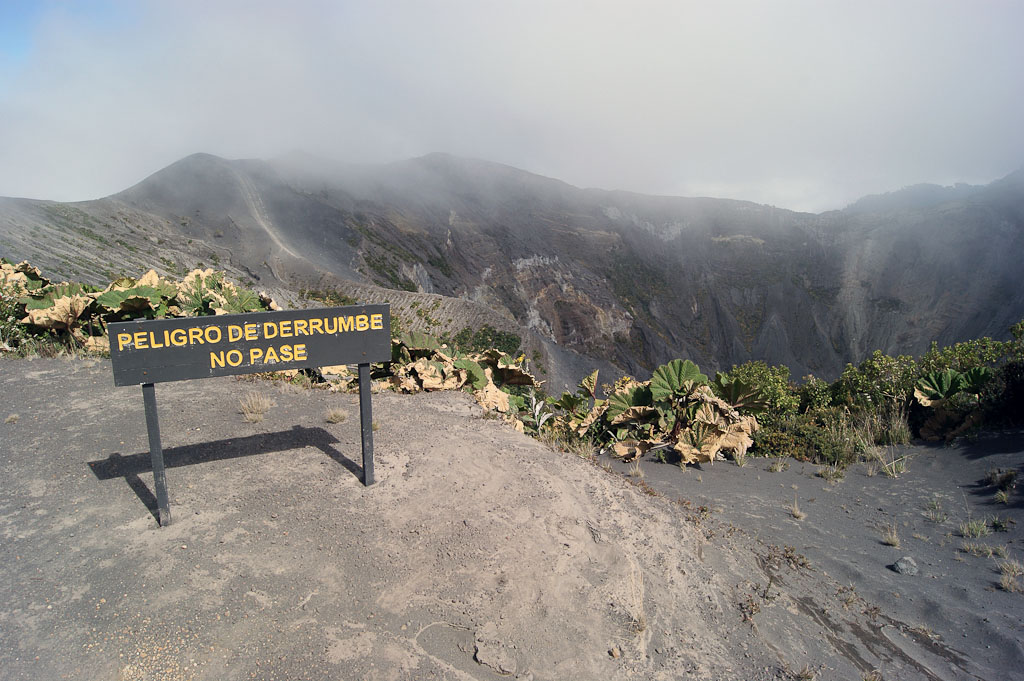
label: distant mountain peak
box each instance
[843,181,983,214]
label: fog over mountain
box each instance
[2,152,1022,388]
[1,2,1023,213]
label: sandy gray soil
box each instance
[604,434,1024,679]
[1,357,1022,680]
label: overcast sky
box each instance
[1,0,1022,212]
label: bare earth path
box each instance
[1,357,1021,680]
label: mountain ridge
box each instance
[2,152,1022,387]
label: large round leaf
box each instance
[914,369,965,406]
[650,359,707,402]
[712,373,769,414]
[605,384,654,422]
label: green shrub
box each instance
[0,281,30,351]
[918,336,1012,375]
[798,374,833,413]
[752,428,798,458]
[833,350,917,414]
[984,360,1024,426]
[446,325,521,355]
[716,360,798,428]
[757,409,859,465]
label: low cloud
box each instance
[1,0,1022,211]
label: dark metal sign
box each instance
[108,304,391,386]
[108,304,390,527]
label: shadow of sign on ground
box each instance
[87,425,359,522]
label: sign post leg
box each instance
[142,383,172,526]
[358,363,375,486]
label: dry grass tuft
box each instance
[989,515,1010,532]
[1000,573,1023,593]
[837,584,858,609]
[960,541,993,558]
[874,447,908,478]
[881,522,900,547]
[539,430,596,460]
[239,391,273,423]
[923,498,947,524]
[986,467,1018,491]
[324,407,348,424]
[790,663,816,681]
[788,494,807,520]
[767,456,789,472]
[999,559,1024,577]
[817,462,844,484]
[628,459,645,480]
[959,518,990,538]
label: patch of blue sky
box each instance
[0,1,141,91]
[1,1,140,62]
[0,0,44,65]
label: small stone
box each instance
[610,646,621,659]
[892,556,919,575]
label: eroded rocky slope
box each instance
[2,153,1023,383]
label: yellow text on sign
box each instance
[209,344,307,368]
[115,313,385,354]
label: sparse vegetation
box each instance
[444,324,521,355]
[325,408,348,424]
[989,515,1011,532]
[1000,573,1023,593]
[924,499,948,524]
[239,391,273,423]
[4,253,1024,542]
[817,462,844,483]
[881,522,900,547]
[874,447,908,478]
[788,494,806,520]
[837,584,858,609]
[960,541,994,558]
[298,286,358,307]
[788,663,816,681]
[986,468,1018,491]
[959,518,991,538]
[1000,559,1024,578]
